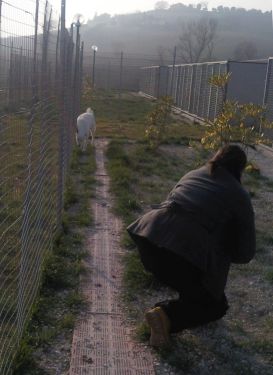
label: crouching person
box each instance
[127,145,256,347]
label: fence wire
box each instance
[139,59,273,139]
[139,62,228,122]
[263,58,273,141]
[82,52,174,92]
[0,0,83,373]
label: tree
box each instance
[178,18,218,63]
[73,13,85,23]
[233,40,258,60]
[145,96,173,150]
[196,2,208,11]
[155,1,169,10]
[92,13,111,25]
[201,73,270,151]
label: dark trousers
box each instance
[131,234,229,333]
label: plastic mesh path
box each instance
[69,139,155,375]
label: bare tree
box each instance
[178,18,218,63]
[233,40,258,60]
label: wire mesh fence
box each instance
[139,61,228,121]
[0,0,83,373]
[263,58,273,141]
[139,59,273,141]
[82,51,175,92]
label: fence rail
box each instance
[0,0,84,373]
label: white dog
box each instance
[76,108,96,151]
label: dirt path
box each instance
[69,139,155,375]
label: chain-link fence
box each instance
[82,51,173,92]
[263,58,273,140]
[0,0,83,373]
[139,59,273,135]
[264,59,273,120]
[139,62,228,121]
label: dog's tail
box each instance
[86,107,92,113]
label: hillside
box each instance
[80,3,273,64]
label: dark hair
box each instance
[209,145,247,182]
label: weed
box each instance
[64,179,79,209]
[231,320,247,335]
[43,253,77,289]
[106,140,139,224]
[241,338,273,358]
[73,209,93,227]
[264,316,273,329]
[135,322,150,342]
[62,212,70,234]
[34,327,57,346]
[202,73,269,150]
[13,339,34,375]
[256,230,273,251]
[158,337,197,372]
[61,313,76,330]
[65,291,86,310]
[265,268,273,283]
[123,251,155,299]
[145,96,173,149]
[264,179,273,191]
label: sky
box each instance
[50,0,272,24]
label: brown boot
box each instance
[145,306,171,347]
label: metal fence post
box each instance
[8,43,13,108]
[119,51,124,98]
[170,46,177,97]
[57,0,66,229]
[80,41,84,98]
[69,33,76,156]
[55,17,61,94]
[73,20,81,120]
[17,0,40,342]
[0,0,83,371]
[107,60,111,90]
[0,0,2,80]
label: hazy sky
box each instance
[51,1,272,24]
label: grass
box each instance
[243,165,273,196]
[82,89,205,142]
[122,251,155,302]
[106,140,199,223]
[10,89,269,373]
[0,105,62,373]
[12,146,96,374]
[265,269,273,283]
[135,322,151,342]
[106,140,139,224]
[157,336,200,372]
[94,90,273,374]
